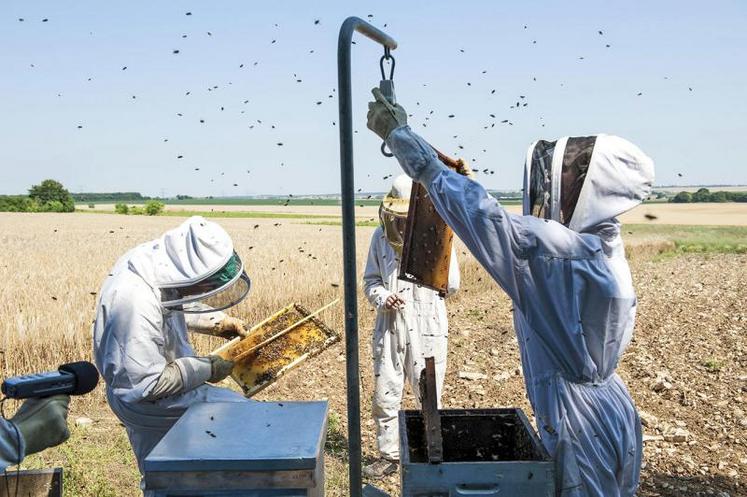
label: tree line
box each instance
[0,179,75,212]
[669,188,747,203]
[0,180,165,214]
[72,192,150,202]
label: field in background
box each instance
[0,208,744,496]
[654,185,747,193]
[78,201,747,226]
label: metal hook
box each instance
[381,142,394,157]
[379,49,395,81]
[379,47,396,159]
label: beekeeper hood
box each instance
[523,134,654,232]
[379,174,412,254]
[128,216,251,313]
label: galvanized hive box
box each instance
[144,401,327,497]
[399,408,555,497]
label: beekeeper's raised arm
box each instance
[366,88,528,305]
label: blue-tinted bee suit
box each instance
[0,419,23,470]
[386,127,654,497]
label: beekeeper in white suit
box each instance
[93,216,251,480]
[367,89,652,497]
[362,174,460,478]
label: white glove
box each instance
[186,308,247,339]
[215,316,248,338]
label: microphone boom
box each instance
[1,361,100,399]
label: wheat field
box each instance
[0,213,357,384]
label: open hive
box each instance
[399,408,555,496]
[213,303,339,397]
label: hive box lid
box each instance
[144,401,328,473]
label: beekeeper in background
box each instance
[362,174,460,478]
[93,216,251,478]
[367,89,652,497]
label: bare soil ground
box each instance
[261,251,747,497]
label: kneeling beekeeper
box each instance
[363,174,460,478]
[366,89,652,497]
[93,216,250,474]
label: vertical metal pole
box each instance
[337,17,397,497]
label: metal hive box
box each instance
[144,401,328,497]
[399,408,555,497]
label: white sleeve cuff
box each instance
[386,126,444,184]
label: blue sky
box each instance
[1,1,745,197]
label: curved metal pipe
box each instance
[337,16,397,497]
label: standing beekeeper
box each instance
[366,89,652,497]
[362,174,460,478]
[93,216,251,479]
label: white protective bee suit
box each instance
[93,217,251,475]
[385,127,653,497]
[363,175,460,461]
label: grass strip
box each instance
[625,224,747,254]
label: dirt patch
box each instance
[259,252,746,497]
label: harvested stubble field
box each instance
[0,209,745,497]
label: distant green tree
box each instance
[129,205,145,215]
[671,191,692,203]
[28,179,75,212]
[40,200,64,212]
[144,200,165,216]
[710,191,729,202]
[114,203,129,214]
[692,187,711,203]
[0,196,35,212]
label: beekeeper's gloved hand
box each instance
[384,294,406,310]
[146,355,235,401]
[216,316,247,338]
[208,356,235,383]
[10,395,70,456]
[367,88,407,140]
[185,307,247,339]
